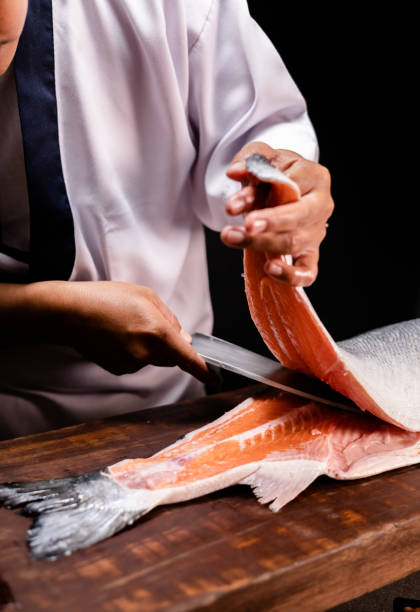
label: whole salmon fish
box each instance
[1,390,420,559]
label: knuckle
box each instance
[281,213,298,231]
[277,149,301,170]
[327,197,335,217]
[143,323,166,344]
[297,199,311,225]
[316,163,331,187]
[157,326,171,345]
[141,285,155,296]
[140,286,159,304]
[288,232,301,255]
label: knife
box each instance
[192,332,360,413]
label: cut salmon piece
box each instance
[243,155,420,432]
[1,390,419,559]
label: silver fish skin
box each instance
[336,319,420,431]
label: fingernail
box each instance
[228,200,244,214]
[249,219,267,235]
[229,161,243,170]
[226,228,245,244]
[180,328,192,343]
[268,262,283,276]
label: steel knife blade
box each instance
[192,332,360,413]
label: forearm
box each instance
[0,281,75,346]
[0,0,27,75]
[0,280,213,382]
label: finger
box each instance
[228,161,299,210]
[286,158,331,197]
[145,290,183,332]
[226,181,272,216]
[226,184,259,215]
[245,193,328,235]
[160,325,217,385]
[220,225,248,249]
[180,328,192,343]
[226,159,248,182]
[264,252,319,287]
[243,222,327,256]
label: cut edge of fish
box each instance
[0,470,164,560]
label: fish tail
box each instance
[0,470,163,560]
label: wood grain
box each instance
[0,385,419,611]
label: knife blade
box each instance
[192,332,360,413]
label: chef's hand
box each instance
[221,142,334,287]
[65,281,214,381]
[0,280,213,382]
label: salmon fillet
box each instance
[1,390,419,559]
[244,154,420,431]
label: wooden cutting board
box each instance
[0,385,419,611]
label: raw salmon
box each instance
[244,154,420,431]
[1,389,419,559]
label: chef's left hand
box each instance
[221,142,334,287]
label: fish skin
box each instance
[335,320,420,431]
[244,155,420,431]
[1,391,419,559]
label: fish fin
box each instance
[0,475,80,506]
[240,459,325,512]
[0,470,164,560]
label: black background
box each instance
[205,3,418,380]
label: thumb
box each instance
[226,159,248,182]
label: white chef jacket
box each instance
[0,0,318,437]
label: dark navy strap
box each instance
[0,242,30,264]
[14,0,75,281]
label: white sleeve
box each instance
[188,0,319,231]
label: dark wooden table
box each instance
[1,385,419,611]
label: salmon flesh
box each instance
[1,390,420,559]
[1,154,420,559]
[244,154,420,431]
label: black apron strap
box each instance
[14,0,75,281]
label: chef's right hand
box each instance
[66,281,213,382]
[0,280,213,383]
